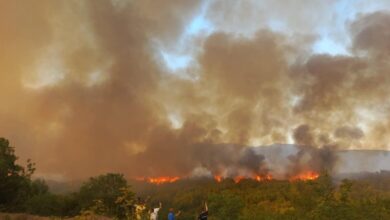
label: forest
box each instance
[1,137,390,220]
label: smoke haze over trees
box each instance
[2,0,390,181]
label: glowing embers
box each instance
[136,176,180,185]
[234,176,245,183]
[255,174,273,182]
[289,171,319,181]
[136,171,319,185]
[214,175,222,183]
[214,174,273,183]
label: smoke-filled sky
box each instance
[2,0,390,180]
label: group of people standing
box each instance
[134,197,208,220]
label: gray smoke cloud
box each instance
[1,1,390,180]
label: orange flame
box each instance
[136,173,275,185]
[290,171,319,181]
[214,174,273,183]
[136,176,180,184]
[255,174,273,181]
[234,176,245,183]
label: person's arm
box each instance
[176,210,181,216]
[159,202,162,209]
[205,202,208,212]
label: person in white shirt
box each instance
[150,201,162,220]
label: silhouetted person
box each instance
[168,208,181,220]
[198,202,208,220]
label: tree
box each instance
[115,186,136,219]
[25,193,63,216]
[0,137,35,211]
[30,179,49,195]
[77,173,134,218]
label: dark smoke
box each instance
[239,148,267,174]
[1,1,390,180]
[288,124,338,176]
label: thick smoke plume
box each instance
[289,124,338,177]
[1,1,390,180]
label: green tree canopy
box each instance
[77,173,134,218]
[0,137,35,211]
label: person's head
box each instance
[169,208,174,213]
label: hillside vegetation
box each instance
[1,137,390,219]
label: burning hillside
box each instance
[135,176,180,185]
[289,171,320,181]
[134,124,334,185]
[135,171,318,185]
